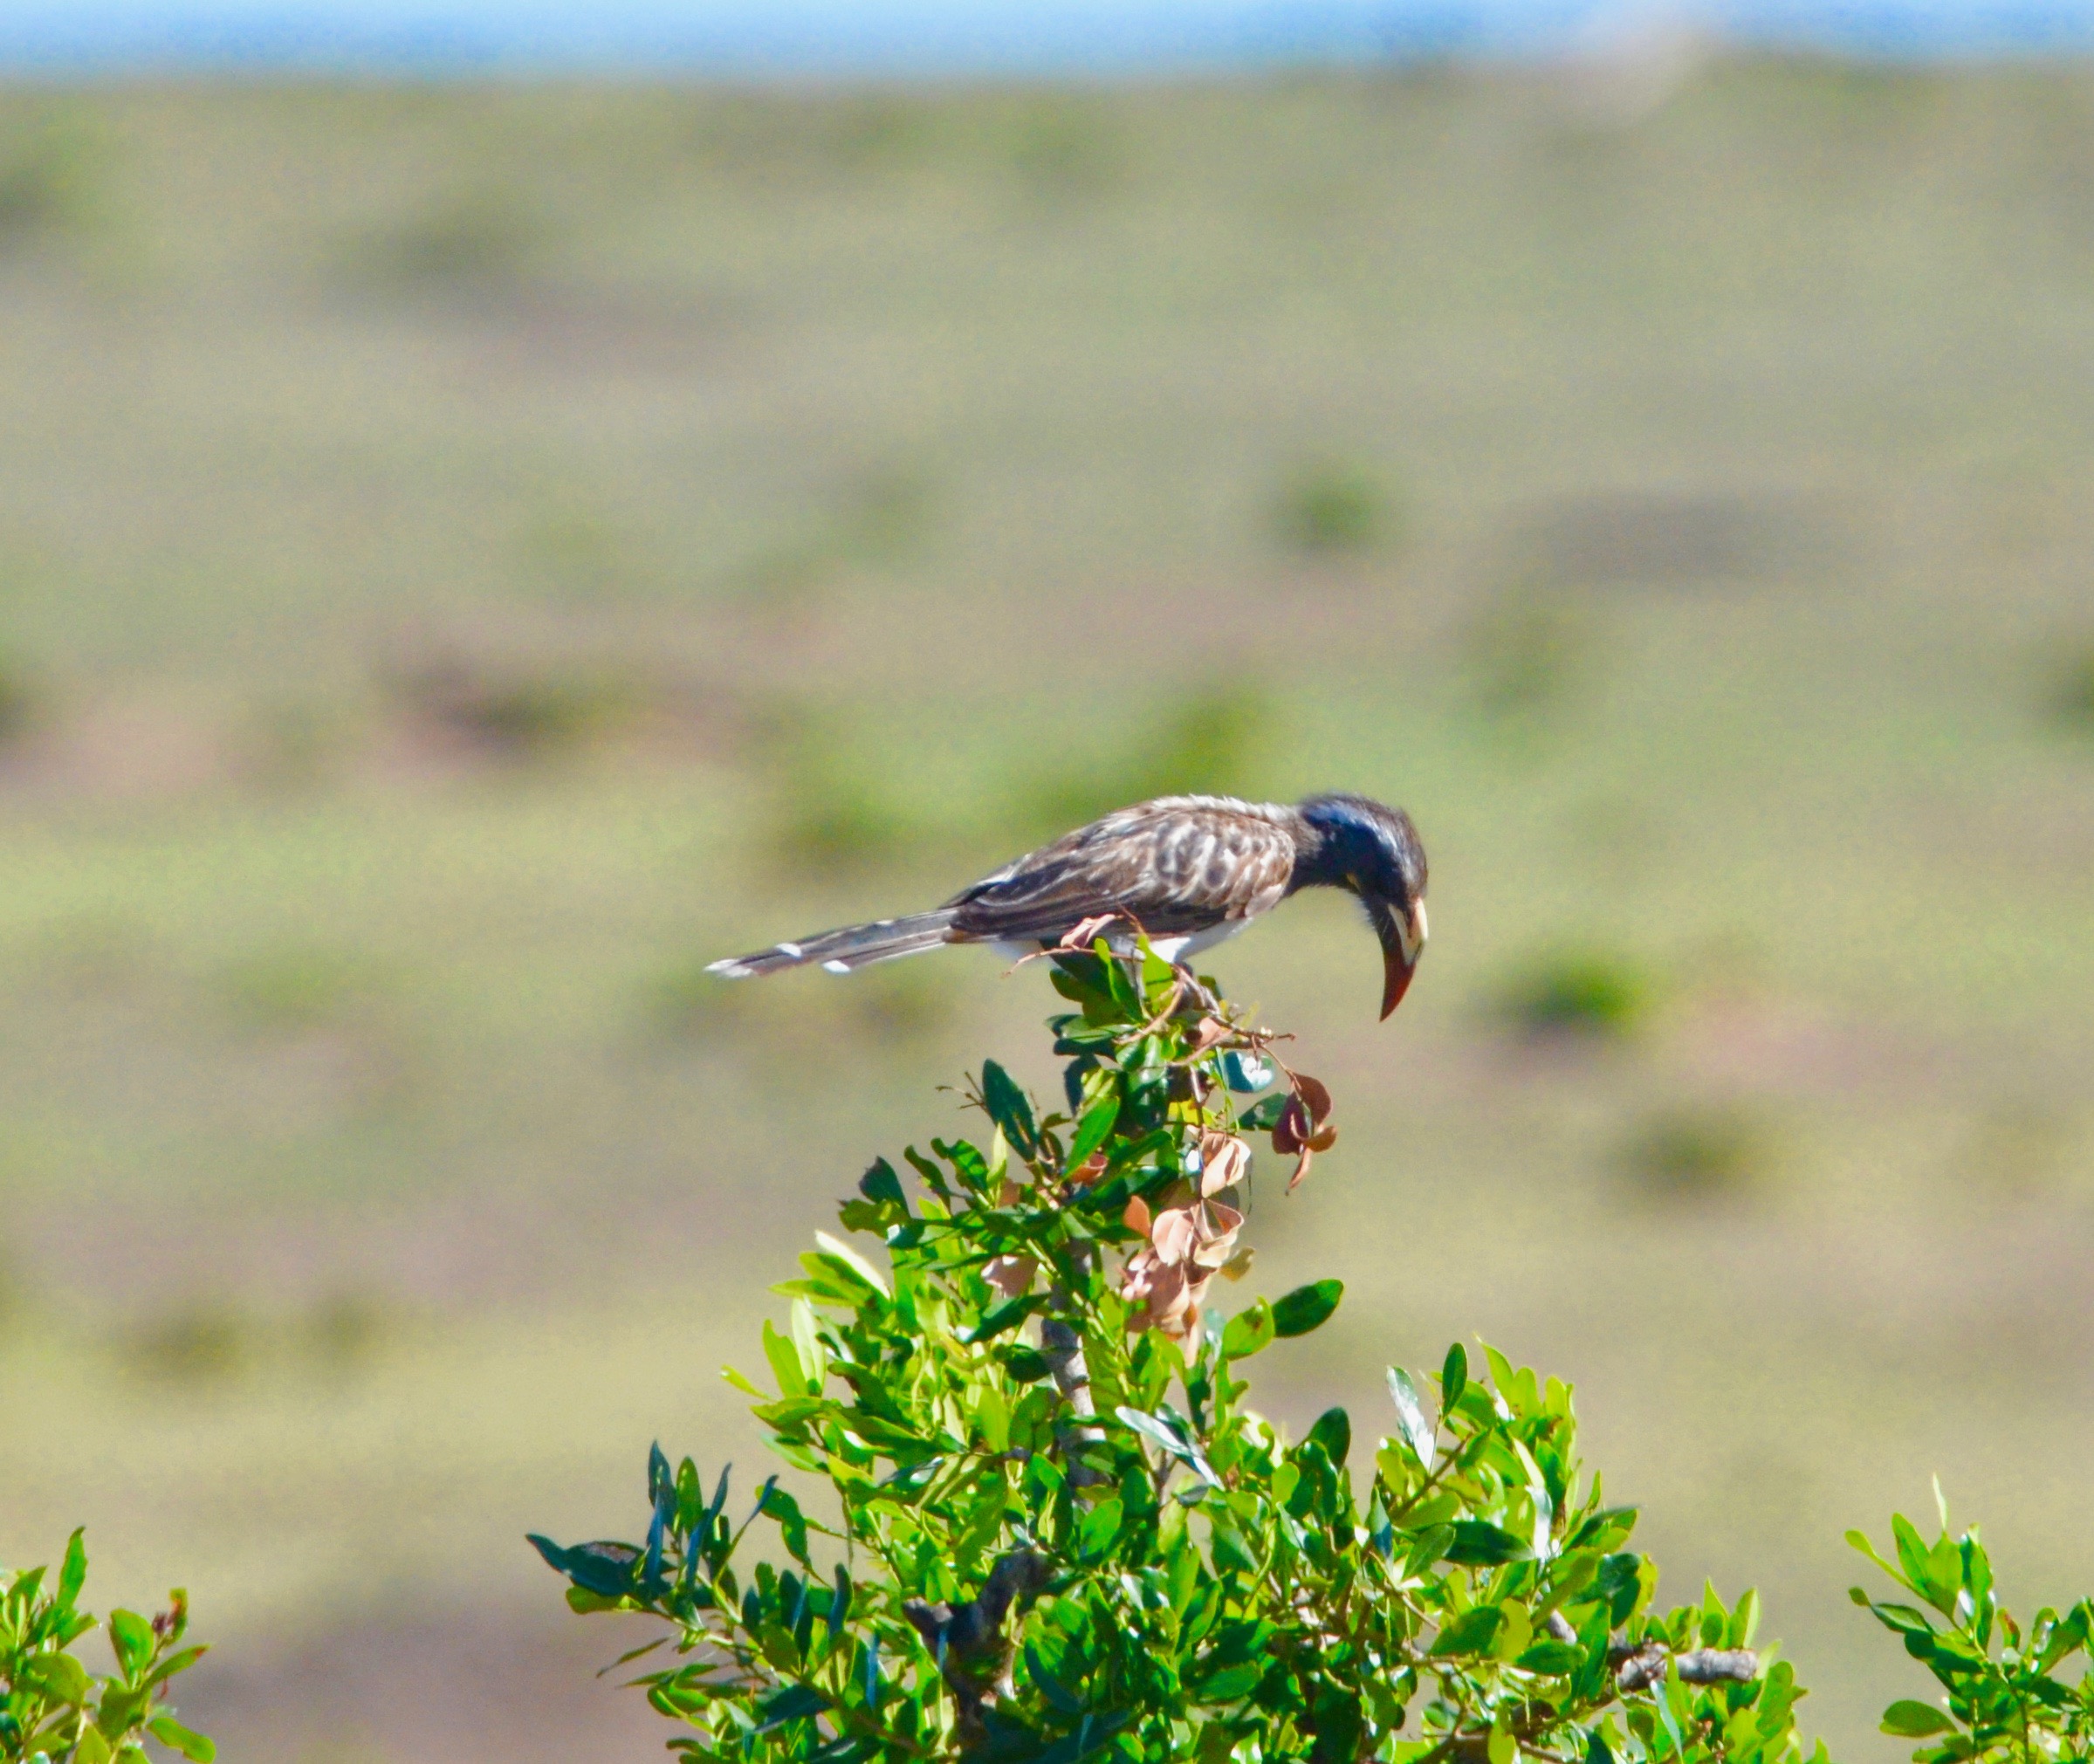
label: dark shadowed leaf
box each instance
[1271,1279,1343,1337]
[981,1060,1040,1156]
[755,1684,828,1730]
[1445,1521,1534,1565]
[858,1159,906,1206]
[1306,1406,1351,1466]
[1238,1094,1290,1131]
[1442,1342,1468,1411]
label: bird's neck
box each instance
[1285,810,1358,895]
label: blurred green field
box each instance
[1,60,2092,1763]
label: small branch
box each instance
[903,1549,1051,1748]
[1040,1314,1109,1488]
[1611,1643,1760,1692]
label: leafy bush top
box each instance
[1,1531,214,1764]
[1852,1497,2094,1764]
[534,944,1818,1764]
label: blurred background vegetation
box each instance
[0,58,2091,1764]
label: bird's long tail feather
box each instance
[706,909,959,978]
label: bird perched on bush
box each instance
[709,792,1429,1019]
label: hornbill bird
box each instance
[708,793,1429,1019]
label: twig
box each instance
[1040,1310,1109,1489]
[903,1549,1051,1747]
[1611,1643,1759,1692]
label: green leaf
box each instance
[858,1159,906,1207]
[963,1294,1047,1345]
[1237,1094,1290,1131]
[1847,1528,1910,1589]
[1079,1497,1125,1560]
[1220,1051,1274,1093]
[1270,1279,1343,1338]
[1441,1342,1467,1411]
[57,1528,88,1611]
[812,1232,890,1299]
[1113,1406,1220,1486]
[1431,1605,1505,1656]
[981,1060,1040,1157]
[754,1684,827,1731]
[1026,1643,1089,1717]
[1313,1686,1364,1764]
[1306,1406,1351,1467]
[1881,1702,1955,1738]
[144,1645,209,1693]
[1514,1642,1585,1675]
[1066,1092,1122,1170]
[527,1535,638,1600]
[1000,1346,1053,1383]
[18,1648,92,1703]
[108,1608,152,1679]
[763,1320,809,1397]
[147,1716,216,1762]
[789,1299,827,1391]
[1444,1521,1534,1566]
[1220,1301,1275,1361]
[1386,1367,1435,1465]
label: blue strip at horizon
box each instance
[2,0,2093,73]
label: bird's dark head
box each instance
[1295,793,1430,1019]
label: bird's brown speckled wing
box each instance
[945,798,1299,944]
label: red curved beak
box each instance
[1374,897,1428,1020]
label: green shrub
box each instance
[120,1301,253,1385]
[1500,950,1652,1039]
[215,944,377,1033]
[1620,1105,1767,1199]
[0,112,103,246]
[537,944,1821,1764]
[2052,649,2094,732]
[0,651,44,745]
[752,706,918,875]
[1274,461,1397,557]
[1464,591,1596,724]
[1851,1497,2093,1762]
[1,1530,215,1763]
[1020,688,1272,838]
[388,650,644,759]
[344,185,542,292]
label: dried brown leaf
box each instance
[984,1254,1037,1299]
[1150,1206,1199,1266]
[1294,1074,1333,1125]
[1198,1131,1251,1197]
[1273,1095,1311,1155]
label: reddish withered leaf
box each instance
[1294,1074,1333,1125]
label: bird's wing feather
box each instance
[947,800,1297,944]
